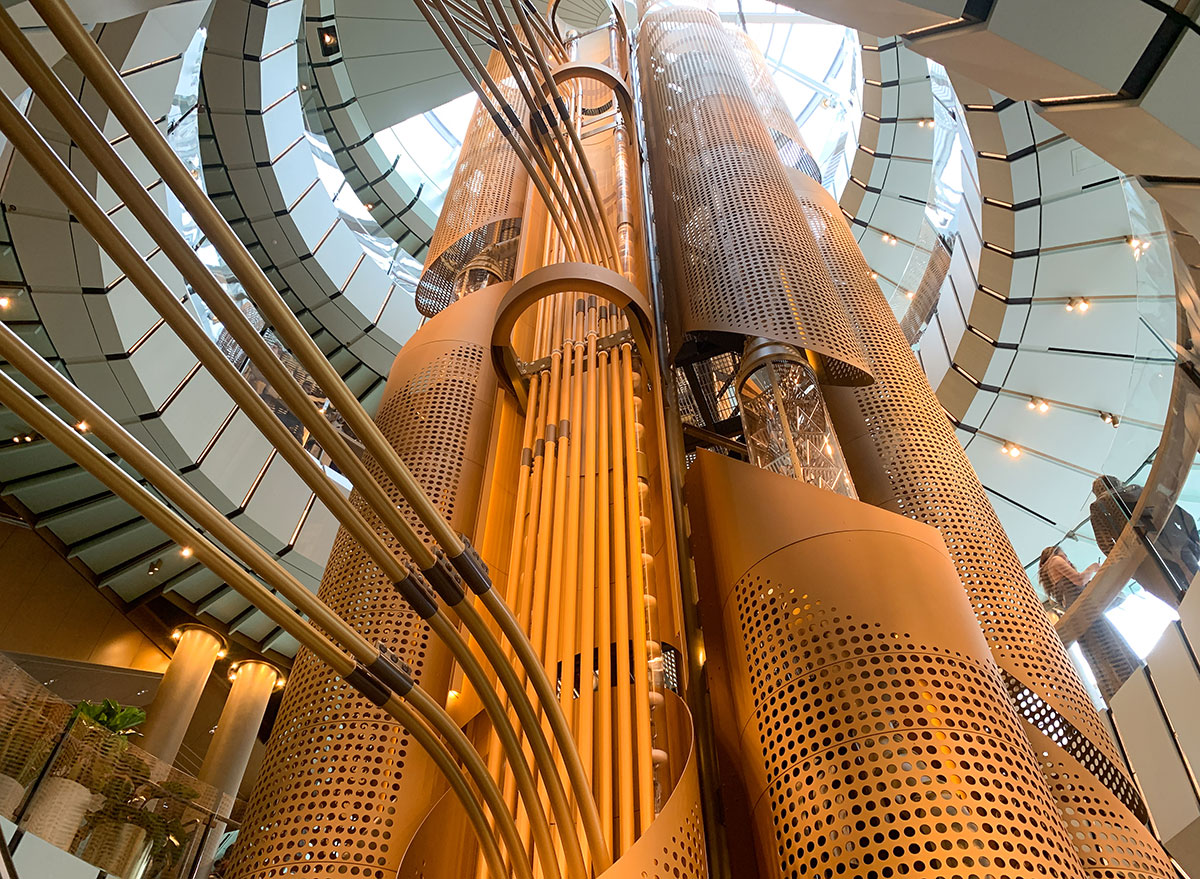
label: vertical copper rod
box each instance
[609,340,635,853]
[595,310,614,852]
[622,351,656,829]
[578,299,599,795]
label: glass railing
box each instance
[0,653,234,879]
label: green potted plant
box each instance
[22,699,146,851]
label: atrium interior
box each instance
[0,0,1199,877]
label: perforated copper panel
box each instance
[227,325,495,879]
[416,52,528,318]
[638,8,870,384]
[686,454,1083,879]
[788,172,1174,878]
[729,28,823,182]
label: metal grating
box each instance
[639,8,870,384]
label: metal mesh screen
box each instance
[790,171,1176,879]
[639,8,870,384]
[416,52,527,318]
[226,344,487,879]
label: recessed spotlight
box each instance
[180,546,193,558]
[0,296,10,309]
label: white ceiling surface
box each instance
[331,0,482,132]
[0,0,355,662]
[843,39,1174,570]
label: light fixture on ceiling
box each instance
[0,296,10,309]
[917,118,935,128]
[1000,441,1022,458]
[318,25,339,56]
[1027,397,1050,413]
[868,270,879,280]
[180,546,193,558]
[1100,411,1120,427]
[904,290,914,299]
[171,628,182,641]
[75,420,88,432]
[147,558,163,576]
[881,232,898,245]
[1065,297,1090,312]
[1127,235,1151,260]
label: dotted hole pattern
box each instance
[227,346,485,879]
[734,573,1082,879]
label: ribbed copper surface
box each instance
[791,171,1176,879]
[227,302,496,878]
[417,52,528,318]
[638,8,870,384]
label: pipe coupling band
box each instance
[368,646,415,698]
[449,536,492,595]
[423,552,466,606]
[345,663,391,707]
[394,569,438,619]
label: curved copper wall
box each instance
[416,53,529,318]
[638,7,870,385]
[226,288,502,879]
[791,171,1177,879]
[687,451,1083,879]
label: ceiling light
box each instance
[1065,297,1090,312]
[171,629,182,640]
[75,420,88,432]
[180,546,193,558]
[1028,397,1049,413]
[1100,411,1120,427]
[869,271,878,280]
[147,558,163,576]
[904,290,914,299]
[1127,235,1151,259]
[0,296,10,309]
[1000,441,1022,458]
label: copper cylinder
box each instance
[687,451,1085,879]
[226,287,503,879]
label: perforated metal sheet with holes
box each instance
[736,571,1080,879]
[417,53,528,318]
[730,28,822,182]
[686,455,1083,879]
[226,344,488,879]
[639,8,870,384]
[789,172,1175,878]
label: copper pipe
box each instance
[472,0,606,263]
[609,341,635,853]
[0,330,529,879]
[508,0,619,265]
[0,79,567,876]
[17,6,610,863]
[579,298,598,789]
[595,316,614,852]
[621,350,656,829]
[422,0,591,262]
